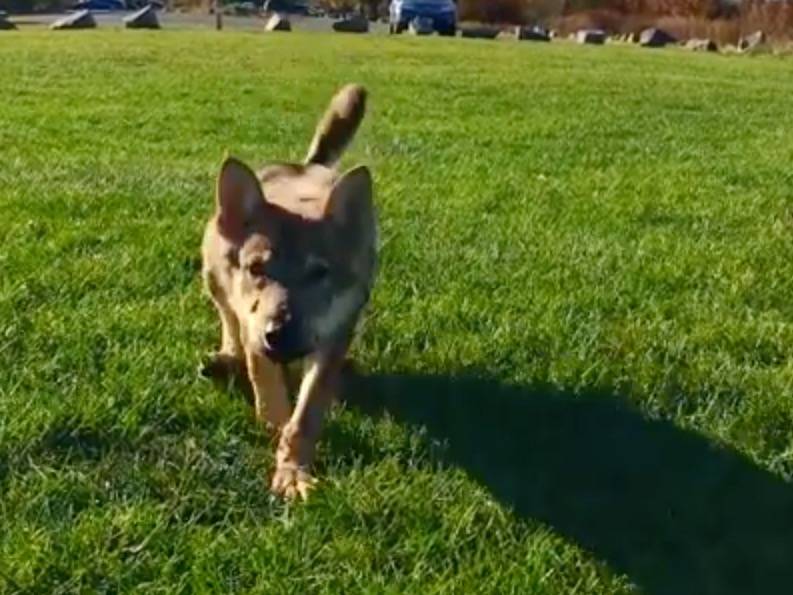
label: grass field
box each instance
[1,30,793,594]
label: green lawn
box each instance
[1,29,793,594]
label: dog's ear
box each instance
[216,157,268,242]
[325,166,375,241]
[305,84,367,168]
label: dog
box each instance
[201,84,376,500]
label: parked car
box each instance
[72,0,126,10]
[262,0,309,15]
[389,0,456,36]
[125,0,163,9]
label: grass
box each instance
[1,29,793,594]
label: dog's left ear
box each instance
[326,166,375,238]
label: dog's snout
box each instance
[262,317,306,362]
[263,320,285,352]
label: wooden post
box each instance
[215,0,223,30]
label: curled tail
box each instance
[305,84,367,168]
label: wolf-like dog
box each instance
[201,84,375,500]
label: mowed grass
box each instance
[1,29,793,594]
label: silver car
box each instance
[389,0,457,36]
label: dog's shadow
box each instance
[338,369,793,595]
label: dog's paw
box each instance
[270,464,318,502]
[199,353,245,382]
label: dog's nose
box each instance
[262,320,305,362]
[263,321,286,352]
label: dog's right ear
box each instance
[216,157,267,243]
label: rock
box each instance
[123,5,160,30]
[460,26,499,40]
[684,38,717,52]
[265,13,291,32]
[408,16,434,35]
[575,29,606,45]
[51,10,97,30]
[739,30,766,52]
[332,15,369,33]
[640,28,677,48]
[0,12,16,30]
[516,25,550,42]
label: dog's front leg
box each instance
[201,272,247,381]
[246,350,292,430]
[271,347,345,500]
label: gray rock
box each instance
[460,26,499,40]
[408,16,434,35]
[739,30,766,52]
[0,12,16,30]
[640,28,677,48]
[123,5,160,30]
[516,25,550,42]
[575,29,606,45]
[265,12,291,31]
[684,38,717,52]
[50,9,97,30]
[332,15,369,33]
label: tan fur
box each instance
[201,84,375,500]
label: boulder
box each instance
[265,12,291,32]
[0,12,16,30]
[332,15,369,33]
[739,30,766,52]
[640,27,676,48]
[408,16,434,35]
[51,10,96,30]
[684,38,717,52]
[575,29,606,45]
[123,5,160,30]
[460,26,499,40]
[516,25,550,42]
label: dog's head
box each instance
[213,85,376,362]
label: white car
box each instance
[389,0,457,36]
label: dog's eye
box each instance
[305,260,330,283]
[247,259,268,278]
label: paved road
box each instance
[8,11,390,33]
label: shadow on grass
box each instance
[340,369,793,595]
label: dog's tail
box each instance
[305,84,367,168]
